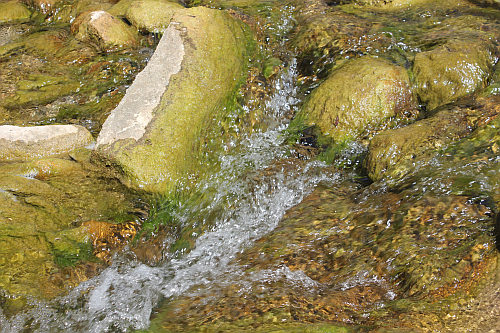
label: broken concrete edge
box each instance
[95,23,184,148]
[0,124,94,162]
[91,7,255,195]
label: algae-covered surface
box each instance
[4,0,500,332]
[0,14,154,136]
[0,155,144,303]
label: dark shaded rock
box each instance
[293,56,416,146]
[365,96,500,181]
[412,39,495,111]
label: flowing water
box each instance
[2,0,500,332]
[1,50,345,332]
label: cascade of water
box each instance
[1,56,341,333]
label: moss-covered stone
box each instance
[93,7,254,194]
[293,56,416,146]
[72,10,139,52]
[108,0,181,18]
[0,158,142,299]
[412,39,495,111]
[364,96,500,181]
[289,10,371,77]
[0,1,31,23]
[126,0,184,33]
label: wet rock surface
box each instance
[294,56,416,145]
[413,39,495,111]
[3,0,500,332]
[365,96,500,181]
[72,10,139,52]
[0,155,142,301]
[0,1,31,23]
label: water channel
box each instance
[2,0,500,332]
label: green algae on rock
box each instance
[292,56,416,147]
[0,157,142,300]
[72,10,139,52]
[93,7,254,194]
[0,1,32,23]
[126,0,184,33]
[107,0,181,18]
[412,39,495,111]
[364,96,500,182]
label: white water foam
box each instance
[1,57,337,333]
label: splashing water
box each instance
[0,59,341,333]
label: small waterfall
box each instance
[1,58,340,333]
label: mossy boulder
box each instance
[412,39,495,111]
[0,124,93,162]
[93,7,254,194]
[107,0,181,18]
[293,56,416,146]
[72,10,139,52]
[364,96,500,181]
[125,0,184,33]
[0,1,31,23]
[0,157,141,299]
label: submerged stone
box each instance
[412,39,495,111]
[293,56,416,146]
[289,11,371,76]
[327,0,431,7]
[469,0,500,8]
[93,7,253,194]
[0,124,93,162]
[0,1,31,23]
[125,0,184,33]
[72,10,139,52]
[365,96,500,182]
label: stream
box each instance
[2,0,500,332]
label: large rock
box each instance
[0,1,31,23]
[364,97,500,181]
[72,10,139,52]
[412,39,495,111]
[293,56,416,146]
[107,0,180,18]
[0,124,93,162]
[93,7,253,194]
[0,157,141,299]
[125,0,184,33]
